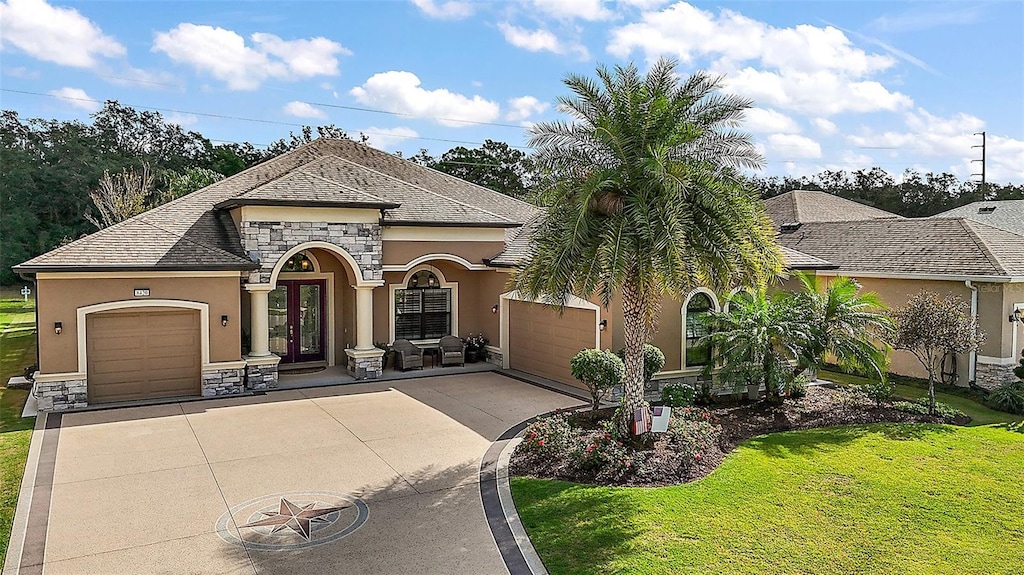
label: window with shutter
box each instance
[394,283,452,340]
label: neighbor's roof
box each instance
[15,139,540,272]
[485,213,836,271]
[775,217,1024,278]
[763,190,900,226]
[932,200,1024,237]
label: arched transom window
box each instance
[281,251,315,273]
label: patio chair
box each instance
[392,339,424,371]
[438,335,466,367]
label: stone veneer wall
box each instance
[246,362,279,390]
[975,363,1019,391]
[241,221,383,284]
[34,377,88,411]
[201,368,245,397]
[347,354,383,380]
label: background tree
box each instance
[404,140,536,198]
[85,163,156,229]
[791,273,892,380]
[159,166,226,204]
[515,59,782,434]
[891,291,985,414]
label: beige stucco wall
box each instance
[381,240,505,266]
[999,281,1024,362]
[36,276,242,374]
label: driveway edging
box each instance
[496,436,548,574]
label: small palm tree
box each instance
[515,59,783,434]
[703,289,811,401]
[792,273,892,381]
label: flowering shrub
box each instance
[463,333,489,351]
[573,431,632,475]
[519,411,574,459]
[661,383,695,407]
[666,413,721,461]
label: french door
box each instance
[268,279,327,364]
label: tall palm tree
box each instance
[792,273,892,381]
[514,59,783,434]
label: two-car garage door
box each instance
[86,309,202,404]
[507,300,597,388]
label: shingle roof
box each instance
[775,218,1024,278]
[933,200,1024,236]
[15,139,540,272]
[764,190,900,226]
[485,213,836,271]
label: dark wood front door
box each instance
[269,279,327,364]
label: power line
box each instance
[304,100,526,129]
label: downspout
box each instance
[964,280,978,384]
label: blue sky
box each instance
[1,0,1022,182]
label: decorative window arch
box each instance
[280,251,319,273]
[723,287,753,312]
[682,288,719,368]
[389,264,459,342]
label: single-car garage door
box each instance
[508,300,597,387]
[87,309,202,403]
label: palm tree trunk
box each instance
[618,282,650,436]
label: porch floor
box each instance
[275,361,498,390]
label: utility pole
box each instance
[972,131,986,197]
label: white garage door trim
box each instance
[499,290,601,370]
[77,299,210,374]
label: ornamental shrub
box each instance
[785,372,810,399]
[861,379,895,405]
[661,383,695,407]
[572,431,632,476]
[571,349,625,411]
[519,411,575,460]
[987,380,1024,415]
[892,399,965,420]
[665,415,721,461]
[616,344,666,383]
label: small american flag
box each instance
[632,406,651,435]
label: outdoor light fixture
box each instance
[221,315,229,327]
[599,319,608,332]
[1011,307,1022,324]
[54,321,62,335]
[491,304,499,314]
[300,257,312,271]
[427,275,437,288]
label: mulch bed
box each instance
[511,385,969,487]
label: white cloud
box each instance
[619,0,672,10]
[411,0,475,20]
[742,108,799,134]
[506,95,550,121]
[350,71,500,127]
[164,112,198,127]
[811,117,838,135]
[47,87,101,112]
[362,126,419,150]
[2,66,39,79]
[283,101,327,119]
[606,2,911,116]
[498,22,589,58]
[847,108,1024,183]
[767,133,822,159]
[0,0,124,68]
[153,24,350,90]
[530,0,612,21]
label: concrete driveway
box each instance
[6,372,581,575]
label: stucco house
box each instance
[766,191,1024,389]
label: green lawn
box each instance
[0,285,36,566]
[513,422,1024,575]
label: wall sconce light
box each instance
[1011,307,1022,324]
[54,321,62,335]
[599,319,608,332]
[221,315,229,327]
[491,304,499,314]
[427,275,437,288]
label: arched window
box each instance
[685,292,714,367]
[281,252,315,273]
[394,269,451,340]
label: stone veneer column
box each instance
[355,285,375,350]
[346,283,385,379]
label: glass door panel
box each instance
[297,284,322,357]
[268,287,290,358]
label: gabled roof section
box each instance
[15,138,541,272]
[485,212,836,271]
[764,190,900,227]
[775,217,1024,278]
[933,200,1024,236]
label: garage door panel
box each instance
[508,301,596,388]
[87,309,201,404]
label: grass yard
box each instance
[0,285,36,566]
[513,422,1024,575]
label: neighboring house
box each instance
[766,191,1024,389]
[933,199,1024,236]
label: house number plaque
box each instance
[134,288,151,297]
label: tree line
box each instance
[2,101,1021,284]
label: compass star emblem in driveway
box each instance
[239,497,348,540]
[217,491,369,551]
